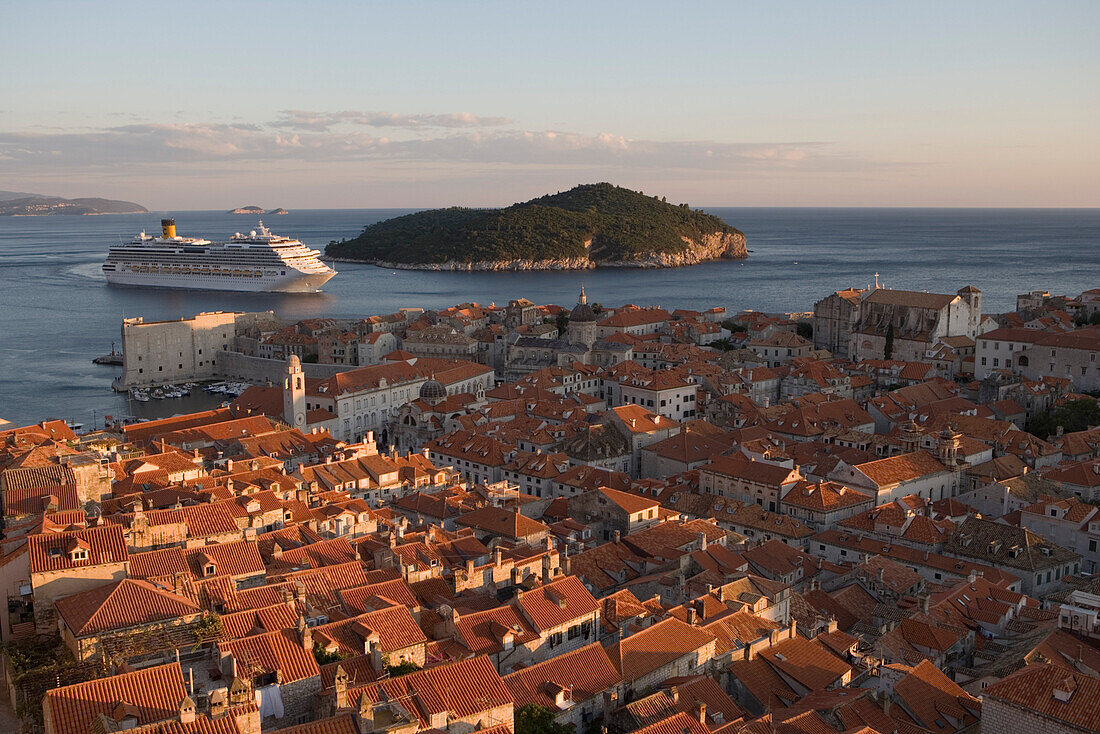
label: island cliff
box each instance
[326,183,747,270]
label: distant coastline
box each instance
[0,195,147,217]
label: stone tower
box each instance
[283,354,306,429]
[957,285,982,337]
[567,286,598,348]
[938,427,962,468]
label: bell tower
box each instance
[284,355,306,429]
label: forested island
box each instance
[326,183,747,270]
[0,194,148,216]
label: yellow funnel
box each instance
[161,219,177,238]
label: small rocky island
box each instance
[270,208,289,215]
[229,205,264,214]
[326,183,747,270]
[0,194,147,216]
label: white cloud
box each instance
[0,112,899,208]
[271,109,513,131]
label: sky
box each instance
[2,0,1098,209]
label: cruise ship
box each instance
[102,219,336,292]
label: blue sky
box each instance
[2,1,1098,208]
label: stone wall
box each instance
[981,697,1083,734]
[215,351,344,385]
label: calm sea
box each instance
[0,207,1097,428]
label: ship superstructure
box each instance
[102,219,336,292]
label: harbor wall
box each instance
[214,351,344,385]
[114,310,345,390]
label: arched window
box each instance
[1017,356,1029,367]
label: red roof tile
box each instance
[516,575,600,632]
[28,525,128,574]
[44,662,188,734]
[55,578,202,637]
[219,627,320,683]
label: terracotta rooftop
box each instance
[503,641,622,710]
[604,617,716,683]
[55,578,202,637]
[219,627,320,683]
[43,662,188,734]
[351,655,511,726]
[516,574,600,631]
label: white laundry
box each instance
[255,684,285,719]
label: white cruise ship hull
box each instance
[102,220,337,293]
[104,268,335,293]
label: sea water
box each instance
[0,207,1096,426]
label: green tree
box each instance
[796,322,813,340]
[555,313,569,334]
[386,660,422,677]
[515,704,574,734]
[884,324,895,360]
[1027,397,1100,438]
[313,642,348,665]
[721,319,747,333]
[591,302,603,315]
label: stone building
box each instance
[847,286,982,363]
[813,288,864,358]
[116,311,242,389]
[402,324,479,360]
[982,663,1100,734]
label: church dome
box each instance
[569,286,596,323]
[419,378,447,403]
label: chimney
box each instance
[687,607,698,625]
[357,692,375,733]
[695,703,706,724]
[209,689,227,719]
[494,546,503,567]
[698,531,708,552]
[921,595,931,614]
[613,530,621,544]
[179,696,196,724]
[334,665,349,709]
[297,614,312,650]
[968,569,978,583]
[369,640,383,671]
